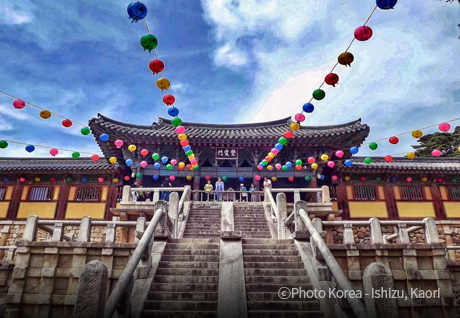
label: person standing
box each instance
[204,180,213,201]
[263,177,272,201]
[239,183,247,202]
[215,177,225,201]
[249,183,258,202]
[161,177,172,201]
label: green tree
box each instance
[412,126,460,157]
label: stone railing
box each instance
[191,190,264,202]
[121,185,186,204]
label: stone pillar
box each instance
[23,215,38,242]
[78,216,92,242]
[276,193,287,239]
[74,261,108,318]
[193,175,200,201]
[343,223,354,244]
[369,218,383,244]
[423,217,439,244]
[121,185,131,203]
[397,223,410,244]
[221,202,234,232]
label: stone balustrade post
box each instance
[343,223,354,244]
[135,217,146,244]
[78,216,92,242]
[51,222,64,242]
[74,261,108,318]
[423,217,439,244]
[105,223,116,244]
[321,185,330,203]
[397,223,410,244]
[121,185,131,203]
[23,215,39,242]
[294,201,307,232]
[153,189,160,202]
[369,218,383,244]
[293,190,301,202]
[169,192,179,237]
[276,193,287,239]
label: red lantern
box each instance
[295,165,302,171]
[332,175,338,181]
[354,26,373,41]
[185,164,192,170]
[91,154,100,163]
[360,176,366,182]
[13,99,25,109]
[19,177,26,183]
[439,122,451,132]
[384,155,393,163]
[163,94,175,105]
[180,140,189,147]
[406,177,412,183]
[389,137,399,145]
[284,131,293,139]
[265,156,272,162]
[124,176,130,181]
[288,176,294,182]
[141,149,148,157]
[308,157,316,164]
[50,177,56,182]
[98,177,104,183]
[325,73,339,87]
[149,59,165,75]
[62,119,72,128]
[437,177,443,183]
[205,175,211,180]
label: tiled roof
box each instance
[0,158,117,173]
[339,157,460,172]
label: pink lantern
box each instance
[327,161,335,168]
[255,175,261,181]
[332,175,338,181]
[175,126,186,134]
[439,122,451,132]
[360,177,366,182]
[257,165,263,170]
[288,176,294,182]
[295,165,302,171]
[307,157,316,164]
[294,113,305,122]
[49,148,59,156]
[13,99,26,109]
[190,158,197,165]
[114,140,123,148]
[406,177,413,183]
[431,149,441,157]
[50,177,56,182]
[275,163,282,170]
[171,159,178,166]
[19,177,26,182]
[98,177,104,183]
[437,177,443,183]
[140,161,148,168]
[354,26,373,41]
[271,148,279,155]
[335,150,344,158]
[169,175,176,181]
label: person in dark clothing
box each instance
[161,177,172,201]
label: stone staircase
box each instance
[242,238,323,318]
[233,203,272,238]
[183,203,221,238]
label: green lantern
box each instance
[171,117,182,126]
[376,177,382,182]
[278,137,288,145]
[136,172,143,179]
[0,140,8,149]
[152,153,159,160]
[222,176,228,182]
[296,159,303,166]
[369,142,378,150]
[193,165,199,170]
[185,150,193,156]
[262,160,268,166]
[140,34,158,52]
[312,89,326,101]
[452,178,457,183]
[282,165,288,171]
[80,127,90,136]
[305,176,311,181]
[72,152,80,159]
[166,164,173,170]
[364,157,372,164]
[65,177,72,183]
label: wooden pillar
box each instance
[193,175,200,201]
[105,186,119,220]
[336,182,349,220]
[6,185,23,220]
[383,181,398,219]
[55,185,70,220]
[430,183,446,220]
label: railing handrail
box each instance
[321,220,425,226]
[270,188,322,193]
[264,188,280,221]
[385,225,423,242]
[104,207,165,318]
[192,190,263,193]
[297,206,366,318]
[178,186,191,214]
[131,187,185,192]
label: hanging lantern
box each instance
[295,159,303,166]
[275,143,283,150]
[431,149,441,157]
[166,164,173,170]
[350,147,359,154]
[171,159,178,166]
[325,73,339,87]
[152,153,159,160]
[344,176,351,182]
[311,163,318,170]
[91,154,100,162]
[284,131,293,139]
[267,165,273,171]
[294,113,305,122]
[331,176,338,181]
[109,157,117,164]
[361,177,366,182]
[114,140,124,148]
[295,165,302,171]
[385,155,393,163]
[364,157,372,164]
[406,177,413,183]
[412,130,423,138]
[49,177,56,182]
[275,163,282,170]
[319,175,325,180]
[169,175,176,181]
[168,107,179,117]
[100,134,109,142]
[305,176,311,182]
[125,159,133,166]
[282,165,288,171]
[303,103,314,113]
[49,148,58,156]
[436,177,443,183]
[180,140,189,147]
[136,173,143,179]
[124,176,130,181]
[338,52,354,67]
[271,148,279,155]
[335,150,344,158]
[268,153,275,158]
[128,145,137,152]
[290,122,300,131]
[185,164,192,170]
[163,94,176,106]
[154,163,161,169]
[148,59,164,75]
[285,162,293,169]
[312,89,326,101]
[327,161,335,168]
[127,1,148,23]
[178,134,187,141]
[140,161,148,168]
[439,122,451,132]
[422,177,428,182]
[62,119,72,128]
[321,154,329,162]
[377,0,398,10]
[156,78,171,92]
[113,178,119,183]
[153,175,159,180]
[376,177,382,182]
[25,145,35,153]
[35,177,41,182]
[344,159,353,167]
[141,149,149,157]
[72,152,80,159]
[161,156,169,163]
[40,110,51,119]
[186,175,193,181]
[308,157,316,164]
[390,177,398,183]
[140,34,158,52]
[172,117,182,127]
[12,99,26,109]
[19,177,26,183]
[0,140,8,149]
[369,142,378,150]
[458,146,460,153]
[389,136,399,144]
[407,152,416,160]
[288,176,294,182]
[354,26,373,41]
[278,137,288,145]
[97,177,104,183]
[239,176,245,182]
[271,177,277,182]
[176,126,186,134]
[254,175,261,181]
[81,127,90,135]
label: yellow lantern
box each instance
[188,154,195,160]
[179,162,185,168]
[128,144,137,153]
[344,176,351,182]
[311,163,318,170]
[156,78,171,91]
[406,152,416,160]
[109,157,117,164]
[458,146,460,153]
[271,177,277,182]
[39,110,51,119]
[186,175,193,181]
[422,177,428,182]
[113,178,119,183]
[321,154,329,162]
[411,130,423,138]
[267,165,273,171]
[178,134,187,141]
[268,152,275,158]
[290,122,300,131]
[35,177,41,182]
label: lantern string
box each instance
[0,138,95,155]
[0,90,89,128]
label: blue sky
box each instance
[0,0,459,158]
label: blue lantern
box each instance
[100,134,109,142]
[161,156,168,163]
[168,107,179,117]
[320,175,325,180]
[25,145,35,153]
[4,178,9,183]
[275,143,283,150]
[377,0,397,10]
[239,176,245,182]
[344,159,353,167]
[350,146,359,154]
[390,177,398,183]
[127,1,148,23]
[81,177,87,183]
[259,162,266,167]
[183,146,191,152]
[302,103,314,113]
[125,159,133,167]
[285,162,293,169]
[153,175,159,180]
[154,163,161,169]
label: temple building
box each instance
[0,114,459,221]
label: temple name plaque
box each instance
[215,147,238,160]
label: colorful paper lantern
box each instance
[62,119,72,128]
[407,152,416,160]
[151,153,159,161]
[113,178,119,183]
[140,34,158,52]
[124,176,130,181]
[268,153,275,159]
[156,78,171,92]
[271,177,277,182]
[81,127,90,136]
[255,175,261,181]
[332,175,338,181]
[303,103,314,113]
[364,157,372,164]
[168,107,179,117]
[369,142,378,150]
[335,150,344,158]
[389,136,399,144]
[49,148,58,156]
[439,122,451,132]
[377,0,398,10]
[166,164,173,170]
[338,52,354,67]
[295,159,303,166]
[275,143,283,150]
[412,130,423,138]
[35,177,41,182]
[350,147,359,154]
[19,177,26,183]
[109,156,116,164]
[153,175,159,180]
[422,177,428,182]
[305,176,311,181]
[431,149,441,157]
[278,137,288,145]
[65,177,72,183]
[344,159,353,167]
[13,99,25,109]
[154,163,161,169]
[325,73,339,87]
[312,89,326,101]
[114,140,124,148]
[149,59,164,75]
[308,157,316,164]
[186,175,193,181]
[285,162,293,169]
[140,161,148,168]
[267,165,273,171]
[91,154,100,162]
[97,177,104,183]
[294,113,305,122]
[321,154,329,162]
[169,175,176,181]
[171,159,178,166]
[100,134,109,142]
[275,163,282,170]
[125,159,133,166]
[327,161,335,168]
[282,165,288,171]
[319,175,325,180]
[25,145,35,153]
[354,26,373,41]
[176,126,186,134]
[128,145,137,153]
[344,176,351,181]
[222,176,228,181]
[376,177,382,182]
[39,110,51,119]
[0,140,7,149]
[178,134,187,141]
[295,165,302,171]
[136,173,143,179]
[360,176,366,182]
[290,122,300,131]
[239,177,245,182]
[180,140,189,147]
[163,94,176,106]
[406,177,413,183]
[311,163,318,170]
[288,176,294,182]
[437,177,443,183]
[172,117,182,127]
[284,131,294,139]
[127,1,148,23]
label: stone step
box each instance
[243,250,299,256]
[156,268,219,277]
[244,262,304,269]
[245,284,313,292]
[242,239,293,244]
[182,234,221,238]
[240,234,272,238]
[244,269,307,276]
[182,232,221,237]
[154,275,219,284]
[144,300,217,311]
[247,311,323,318]
[163,249,219,256]
[151,283,218,292]
[247,301,320,311]
[247,292,317,301]
[243,255,301,263]
[243,244,297,250]
[245,276,310,284]
[158,262,219,269]
[235,228,271,232]
[142,310,217,318]
[149,292,218,301]
[165,243,219,250]
[169,238,219,244]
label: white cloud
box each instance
[0,3,34,25]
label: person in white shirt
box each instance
[263,177,272,189]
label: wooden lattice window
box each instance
[400,186,424,201]
[76,187,102,202]
[353,185,377,201]
[0,186,5,201]
[329,185,338,200]
[448,186,460,201]
[28,186,53,201]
